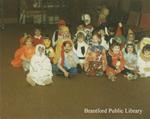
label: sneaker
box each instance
[96,71,104,77]
[108,75,116,82]
[127,73,134,80]
[133,74,138,80]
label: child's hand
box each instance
[64,71,69,77]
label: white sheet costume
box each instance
[73,41,88,64]
[26,44,53,86]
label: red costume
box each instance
[106,50,125,76]
[32,35,43,46]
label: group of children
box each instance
[11,13,150,86]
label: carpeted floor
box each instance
[0,24,150,119]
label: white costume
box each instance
[27,44,53,86]
[137,52,150,77]
[52,30,58,47]
[101,36,109,50]
[73,41,88,64]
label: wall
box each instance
[2,0,150,24]
[2,0,19,23]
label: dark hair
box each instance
[63,41,72,47]
[142,44,150,54]
[77,32,85,40]
[110,40,120,50]
[125,43,136,54]
[92,32,101,39]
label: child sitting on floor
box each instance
[137,43,150,78]
[73,31,89,71]
[11,35,35,72]
[106,40,125,81]
[26,44,53,86]
[123,43,138,80]
[85,32,107,76]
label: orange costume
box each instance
[11,45,35,68]
[106,50,125,76]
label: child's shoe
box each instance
[108,75,117,82]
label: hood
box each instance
[35,44,45,56]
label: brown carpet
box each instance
[0,24,150,119]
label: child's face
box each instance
[99,29,105,36]
[78,37,84,43]
[92,35,100,43]
[64,44,72,53]
[35,29,41,36]
[127,46,134,53]
[144,50,150,58]
[25,38,32,47]
[44,39,51,48]
[112,45,120,54]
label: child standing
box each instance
[53,26,72,64]
[43,37,55,63]
[52,19,66,47]
[33,28,43,46]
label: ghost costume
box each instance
[27,44,53,86]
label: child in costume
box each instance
[137,38,150,78]
[126,28,136,44]
[43,37,55,63]
[97,5,109,26]
[52,19,66,47]
[33,28,43,46]
[73,24,85,43]
[123,43,138,80]
[85,32,107,76]
[11,35,35,71]
[81,14,94,45]
[26,44,53,86]
[73,31,89,71]
[53,26,72,64]
[94,26,109,50]
[106,40,125,81]
[57,41,80,78]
